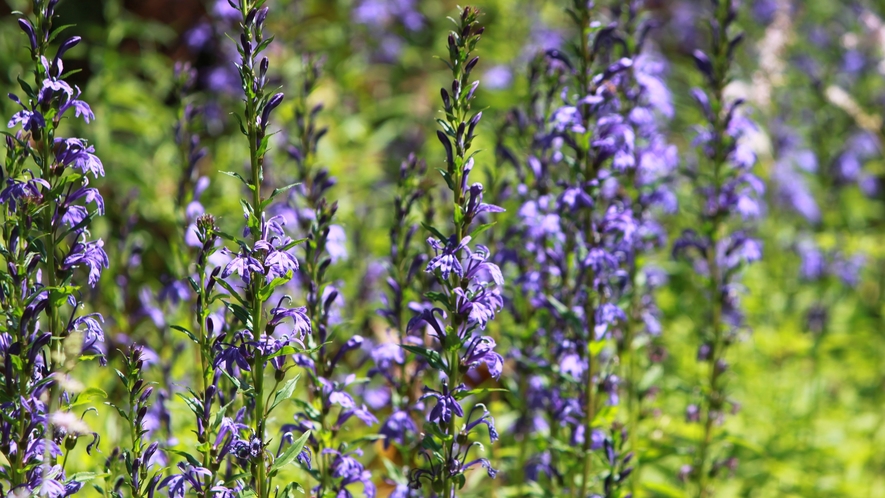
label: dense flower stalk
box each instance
[497,1,647,495]
[271,55,377,497]
[166,2,311,497]
[610,1,677,491]
[407,7,504,496]
[110,346,162,498]
[372,153,429,490]
[674,1,763,495]
[0,0,107,494]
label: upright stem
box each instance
[578,304,597,498]
[625,263,641,495]
[696,230,722,498]
[694,2,732,495]
[575,3,598,496]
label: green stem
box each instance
[693,2,732,495]
[578,305,597,498]
[624,256,642,494]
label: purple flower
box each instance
[265,249,299,279]
[268,304,312,339]
[159,463,211,498]
[63,238,109,286]
[222,250,263,280]
[325,448,377,498]
[462,336,503,379]
[55,138,105,177]
[379,410,417,449]
[422,385,465,425]
[7,93,45,130]
[426,235,471,279]
[59,87,95,123]
[0,176,49,211]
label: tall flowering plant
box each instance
[496,1,643,496]
[407,7,504,496]
[0,0,107,494]
[611,1,678,492]
[372,153,430,493]
[166,1,311,497]
[284,58,378,496]
[673,0,763,495]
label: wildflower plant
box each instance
[372,153,429,490]
[673,0,764,495]
[0,0,874,495]
[0,0,107,494]
[106,346,162,498]
[168,1,311,497]
[610,1,678,491]
[406,6,505,496]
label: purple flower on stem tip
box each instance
[268,303,311,338]
[465,404,498,443]
[159,463,211,498]
[407,307,448,342]
[264,248,299,278]
[7,93,45,131]
[58,87,95,123]
[325,448,376,498]
[54,137,105,177]
[0,175,49,211]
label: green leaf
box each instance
[469,222,496,239]
[225,302,254,329]
[66,387,108,409]
[424,291,448,304]
[167,450,203,468]
[269,374,300,413]
[68,472,105,483]
[268,182,301,201]
[280,481,305,498]
[436,168,455,191]
[293,399,322,421]
[48,286,78,307]
[279,237,308,252]
[265,345,301,360]
[401,345,447,371]
[436,118,456,137]
[220,170,254,190]
[349,434,385,446]
[187,276,200,293]
[231,112,248,136]
[255,35,275,55]
[170,324,199,343]
[642,482,684,498]
[421,222,448,242]
[258,271,293,302]
[214,278,246,305]
[175,393,204,418]
[269,430,311,475]
[454,387,509,399]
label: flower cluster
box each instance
[165,2,312,497]
[492,1,681,495]
[369,153,430,489]
[0,1,107,494]
[673,1,764,495]
[406,7,504,496]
